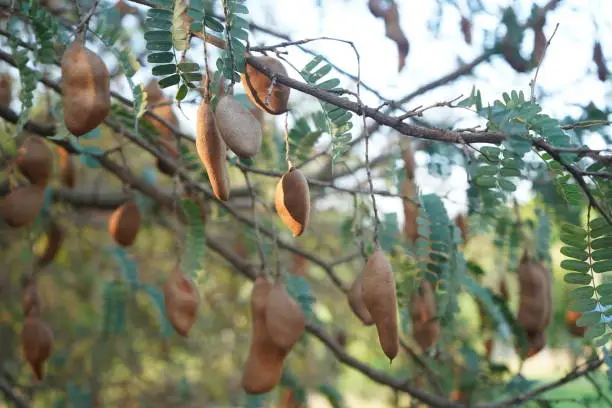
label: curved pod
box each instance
[242,277,287,394]
[265,283,306,351]
[163,268,200,336]
[242,56,290,115]
[214,95,262,158]
[275,167,310,236]
[20,314,53,382]
[361,247,399,360]
[347,269,374,325]
[57,146,76,188]
[61,39,110,136]
[0,185,45,228]
[195,100,230,201]
[16,137,53,186]
[108,200,141,247]
[410,280,440,351]
[36,220,64,268]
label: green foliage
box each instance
[7,20,39,135]
[288,113,325,163]
[534,208,551,263]
[145,0,203,92]
[180,198,206,279]
[217,0,249,82]
[101,281,127,335]
[280,370,307,403]
[244,393,269,408]
[459,88,586,217]
[141,284,173,337]
[562,216,612,346]
[318,384,345,408]
[462,276,511,340]
[299,55,353,165]
[20,0,59,64]
[286,274,316,321]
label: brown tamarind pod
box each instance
[20,312,53,382]
[275,167,310,237]
[279,389,301,408]
[565,310,586,337]
[347,269,374,326]
[460,17,472,45]
[146,80,178,140]
[454,214,468,244]
[108,200,140,247]
[501,38,528,73]
[115,0,138,17]
[522,330,546,358]
[593,42,609,82]
[0,185,45,228]
[401,178,418,244]
[499,278,509,301]
[410,280,440,351]
[61,37,110,136]
[517,250,551,334]
[532,26,547,66]
[361,247,399,360]
[36,220,64,268]
[214,95,262,158]
[265,283,306,352]
[400,137,416,180]
[155,137,179,177]
[16,136,53,186]
[242,276,287,394]
[242,56,290,115]
[0,72,12,105]
[57,146,76,188]
[163,267,200,336]
[195,99,230,201]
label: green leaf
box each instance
[500,167,521,177]
[593,260,612,273]
[152,63,177,76]
[592,236,612,250]
[147,52,174,64]
[576,311,602,327]
[560,246,588,261]
[564,273,592,285]
[569,298,598,312]
[589,217,609,231]
[475,175,497,188]
[561,223,588,238]
[498,178,516,192]
[146,41,173,52]
[584,322,606,340]
[144,30,173,42]
[569,286,595,299]
[180,198,206,279]
[181,72,203,82]
[177,62,200,72]
[597,283,612,297]
[560,259,591,273]
[559,232,587,249]
[147,8,173,20]
[477,165,499,176]
[158,74,181,88]
[176,84,188,101]
[146,17,173,30]
[204,16,224,32]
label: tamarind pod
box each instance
[0,185,45,228]
[108,200,141,247]
[410,280,440,351]
[347,269,374,325]
[36,220,64,268]
[163,267,200,336]
[20,315,53,382]
[16,136,53,186]
[361,247,399,360]
[242,277,287,394]
[242,56,290,115]
[57,146,76,188]
[265,283,306,352]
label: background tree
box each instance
[0,0,611,407]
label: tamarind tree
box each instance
[1,0,612,407]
